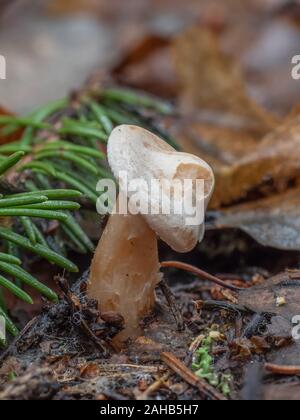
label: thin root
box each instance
[161,261,243,291]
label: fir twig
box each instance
[0,87,177,343]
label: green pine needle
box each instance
[8,189,82,200]
[0,262,58,303]
[0,152,25,176]
[0,116,50,130]
[0,208,69,221]
[23,200,81,211]
[0,195,48,208]
[102,88,173,115]
[0,253,22,265]
[20,216,37,244]
[0,143,31,154]
[0,274,33,304]
[38,141,105,159]
[89,101,114,134]
[30,223,50,248]
[35,150,100,176]
[0,228,78,273]
[0,306,19,337]
[59,118,108,141]
[61,224,88,254]
[63,212,94,253]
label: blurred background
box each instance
[0,0,300,114]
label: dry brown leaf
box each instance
[112,35,177,98]
[174,120,262,170]
[212,115,300,208]
[238,270,300,319]
[80,363,101,379]
[173,27,278,135]
[213,187,300,251]
[171,26,287,209]
[263,383,300,401]
[229,337,270,359]
[239,270,300,368]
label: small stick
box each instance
[265,363,300,376]
[159,278,185,331]
[161,261,243,291]
[137,374,169,400]
[161,351,227,401]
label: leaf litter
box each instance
[2,0,300,401]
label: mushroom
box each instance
[88,125,215,345]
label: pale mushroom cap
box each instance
[107,125,215,253]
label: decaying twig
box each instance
[161,351,227,400]
[265,363,300,376]
[136,373,169,400]
[159,278,185,331]
[161,261,243,291]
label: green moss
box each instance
[192,334,232,397]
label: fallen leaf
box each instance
[238,270,300,320]
[80,363,101,379]
[174,119,264,171]
[211,286,239,303]
[267,341,300,367]
[229,337,270,359]
[211,115,300,208]
[231,271,300,367]
[263,382,300,401]
[266,316,293,340]
[213,187,300,251]
[171,26,288,209]
[113,35,177,98]
[173,27,278,135]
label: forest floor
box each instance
[1,0,300,401]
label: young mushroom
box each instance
[88,125,215,345]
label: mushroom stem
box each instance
[88,210,160,346]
